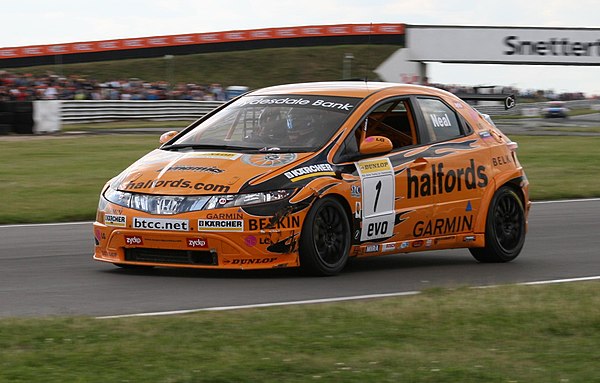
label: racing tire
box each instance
[469,186,526,263]
[299,197,351,276]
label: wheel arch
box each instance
[319,192,354,225]
[474,172,527,233]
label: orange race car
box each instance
[93,81,530,276]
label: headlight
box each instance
[102,188,293,215]
[204,190,293,210]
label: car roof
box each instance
[249,81,453,99]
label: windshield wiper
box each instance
[161,143,261,152]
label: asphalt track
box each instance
[1,199,599,318]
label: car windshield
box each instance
[167,94,359,152]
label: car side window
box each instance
[335,98,418,163]
[416,98,462,143]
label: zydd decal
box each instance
[187,237,208,248]
[124,235,144,246]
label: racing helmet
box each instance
[286,108,318,142]
[256,108,285,142]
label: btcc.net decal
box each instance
[133,217,190,231]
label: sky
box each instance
[2,0,600,96]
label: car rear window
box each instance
[417,97,462,142]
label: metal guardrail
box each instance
[58,99,597,124]
[60,100,225,123]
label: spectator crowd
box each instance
[0,70,227,102]
[0,69,589,103]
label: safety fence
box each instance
[0,98,597,135]
[61,100,223,123]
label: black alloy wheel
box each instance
[470,186,526,263]
[299,197,351,276]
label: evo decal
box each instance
[356,158,395,241]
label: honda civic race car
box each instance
[94,81,530,276]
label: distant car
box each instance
[225,85,249,100]
[93,81,530,276]
[543,101,569,118]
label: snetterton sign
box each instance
[407,26,600,65]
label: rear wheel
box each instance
[299,197,351,276]
[470,186,526,263]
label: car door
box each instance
[410,96,488,241]
[335,97,435,245]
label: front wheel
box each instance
[470,186,526,263]
[299,197,351,276]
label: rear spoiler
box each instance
[454,93,516,110]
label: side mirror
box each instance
[359,136,393,156]
[159,130,179,144]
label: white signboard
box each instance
[33,100,61,133]
[407,26,600,65]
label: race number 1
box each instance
[356,158,395,241]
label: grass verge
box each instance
[1,282,598,382]
[0,134,158,223]
[1,134,599,223]
[543,126,600,133]
[514,136,600,200]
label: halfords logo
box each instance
[187,237,208,248]
[123,178,230,193]
[124,235,143,246]
[407,159,488,199]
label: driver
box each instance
[286,108,319,145]
[251,107,285,144]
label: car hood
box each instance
[112,149,310,195]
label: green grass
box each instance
[9,45,400,89]
[543,126,600,133]
[1,282,598,382]
[0,135,159,223]
[514,136,600,200]
[1,135,599,223]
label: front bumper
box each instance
[93,207,303,270]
